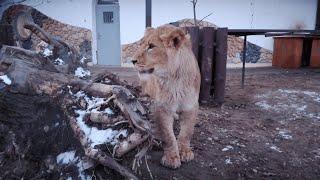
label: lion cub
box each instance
[132,25,201,169]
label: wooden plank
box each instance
[272,37,303,69]
[199,27,214,103]
[310,39,320,68]
[213,28,228,105]
[228,29,318,36]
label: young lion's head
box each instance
[132,25,192,77]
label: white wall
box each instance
[1,0,317,51]
[121,0,318,50]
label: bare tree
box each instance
[191,0,198,26]
[190,0,213,27]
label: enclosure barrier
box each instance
[183,26,228,105]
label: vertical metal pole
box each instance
[316,0,320,30]
[146,0,152,27]
[241,35,247,89]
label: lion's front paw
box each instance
[161,151,181,169]
[179,146,194,163]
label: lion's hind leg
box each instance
[177,108,198,163]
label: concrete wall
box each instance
[0,0,317,51]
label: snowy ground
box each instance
[126,67,320,179]
[1,66,319,180]
[255,89,320,121]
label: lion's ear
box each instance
[160,28,186,49]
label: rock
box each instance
[44,125,49,133]
[253,169,258,173]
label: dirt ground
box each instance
[131,67,320,180]
[1,67,319,180]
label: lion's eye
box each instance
[148,43,156,50]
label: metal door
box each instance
[95,2,121,65]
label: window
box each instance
[103,11,114,23]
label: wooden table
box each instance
[273,36,320,69]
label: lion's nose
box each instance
[131,59,138,64]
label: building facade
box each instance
[0,0,318,64]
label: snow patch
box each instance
[70,89,128,147]
[57,151,78,164]
[80,57,87,64]
[75,67,91,78]
[270,145,282,152]
[255,101,272,110]
[278,129,293,140]
[54,58,65,65]
[76,110,127,147]
[56,151,92,180]
[43,48,53,57]
[0,75,12,85]
[54,122,60,127]
[255,89,320,120]
[225,158,232,164]
[222,145,234,152]
[312,148,320,159]
[266,143,282,153]
[76,159,92,180]
[104,107,114,115]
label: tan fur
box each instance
[133,25,201,169]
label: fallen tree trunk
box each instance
[0,44,152,179]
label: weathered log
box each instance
[0,44,152,179]
[89,112,127,125]
[213,28,228,105]
[199,27,215,103]
[14,12,64,51]
[114,132,149,157]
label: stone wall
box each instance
[227,35,273,64]
[1,5,92,59]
